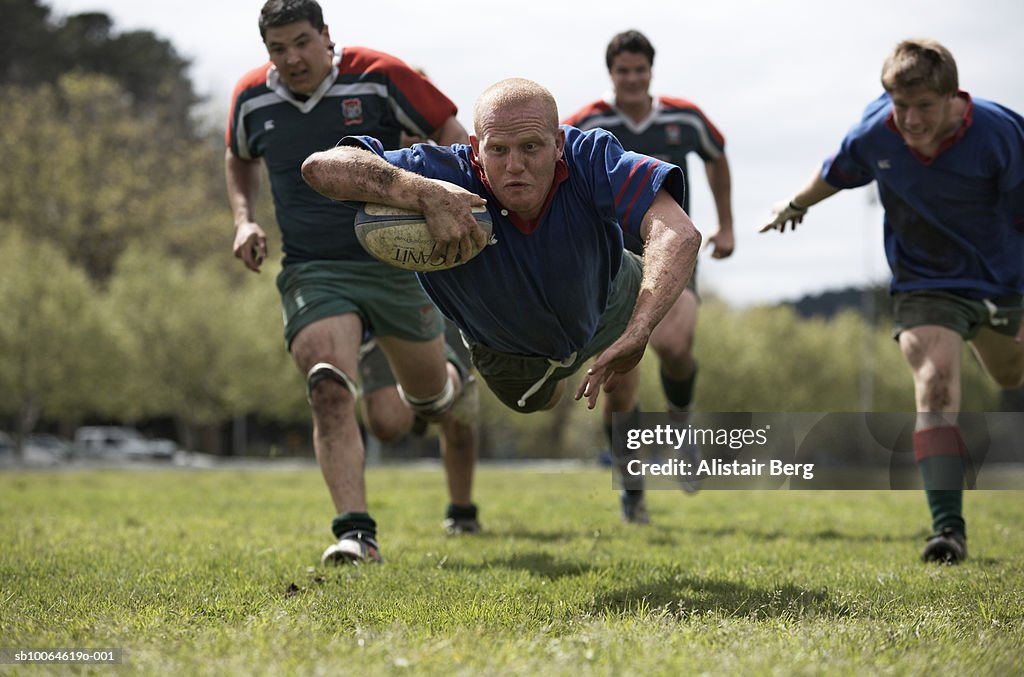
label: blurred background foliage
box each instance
[0,0,1008,459]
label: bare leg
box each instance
[969,326,1024,388]
[377,334,478,511]
[898,325,968,563]
[649,289,699,386]
[438,361,478,506]
[290,314,366,514]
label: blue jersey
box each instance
[227,47,458,266]
[564,95,725,219]
[343,126,684,359]
[823,92,1024,298]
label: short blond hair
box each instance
[473,78,559,133]
[881,38,958,95]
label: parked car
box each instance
[0,431,69,466]
[25,434,73,464]
[73,426,177,460]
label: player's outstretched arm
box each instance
[225,148,268,273]
[302,146,487,264]
[761,169,841,234]
[576,189,701,409]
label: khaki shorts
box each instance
[892,290,1023,340]
[276,260,443,350]
[468,251,643,412]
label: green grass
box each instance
[1,466,1022,675]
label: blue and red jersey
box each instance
[564,96,724,253]
[824,91,1024,298]
[226,46,457,266]
[342,126,684,359]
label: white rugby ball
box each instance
[354,199,492,272]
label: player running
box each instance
[564,30,735,522]
[226,0,480,565]
[762,38,1024,565]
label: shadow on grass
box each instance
[964,557,1000,566]
[450,545,850,619]
[449,551,597,580]
[672,524,915,544]
[478,527,583,544]
[495,523,909,547]
[590,575,849,620]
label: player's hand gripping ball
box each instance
[355,186,492,272]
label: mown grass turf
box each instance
[1,465,1022,675]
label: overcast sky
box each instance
[49,0,1024,306]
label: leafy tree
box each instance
[104,248,303,449]
[224,261,308,424]
[0,73,227,281]
[0,0,197,132]
[689,301,998,413]
[0,0,59,84]
[0,229,122,451]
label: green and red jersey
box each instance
[226,46,457,265]
[564,95,725,222]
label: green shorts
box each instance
[468,251,643,412]
[357,320,471,394]
[892,290,1023,340]
[276,260,444,350]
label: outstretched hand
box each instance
[575,331,648,409]
[760,200,808,234]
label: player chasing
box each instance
[564,30,735,523]
[301,78,701,428]
[226,0,481,566]
[762,38,1024,565]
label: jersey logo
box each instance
[665,124,682,145]
[419,304,436,333]
[877,159,892,169]
[342,98,364,126]
[264,120,275,131]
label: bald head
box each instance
[470,78,565,220]
[473,78,559,136]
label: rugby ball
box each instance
[354,199,492,272]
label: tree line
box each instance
[2,215,1000,457]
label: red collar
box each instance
[470,155,569,234]
[886,90,973,165]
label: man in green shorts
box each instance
[226,0,479,565]
[564,30,736,521]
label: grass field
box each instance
[2,464,1022,675]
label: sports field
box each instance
[2,465,1022,675]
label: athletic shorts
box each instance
[357,320,471,394]
[467,251,643,412]
[276,260,444,350]
[892,290,1023,340]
